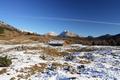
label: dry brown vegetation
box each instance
[50,62,70,70]
[79,60,91,64]
[16,62,70,79]
[0,68,7,74]
[17,63,47,79]
[29,35,52,43]
[51,62,68,68]
[41,47,68,57]
[0,25,21,40]
[28,63,47,74]
[66,47,95,52]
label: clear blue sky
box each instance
[0,0,120,36]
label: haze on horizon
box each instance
[0,0,120,37]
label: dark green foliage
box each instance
[0,56,12,67]
[0,28,4,34]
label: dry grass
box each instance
[0,68,7,75]
[29,35,52,43]
[41,47,68,57]
[79,60,91,64]
[28,63,47,75]
[17,63,47,79]
[51,62,64,69]
[51,62,70,69]
[29,36,40,41]
[66,47,95,52]
[17,62,70,79]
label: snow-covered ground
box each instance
[0,43,119,80]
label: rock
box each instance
[63,65,76,73]
[77,65,85,74]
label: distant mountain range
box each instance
[0,20,120,45]
[44,32,57,36]
[95,34,120,39]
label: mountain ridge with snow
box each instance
[58,30,79,37]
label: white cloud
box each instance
[16,16,120,26]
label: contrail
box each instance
[17,16,120,26]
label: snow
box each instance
[0,43,119,80]
[48,40,64,45]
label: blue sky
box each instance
[0,0,120,36]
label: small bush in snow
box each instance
[0,56,12,67]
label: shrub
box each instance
[0,28,4,34]
[0,56,12,67]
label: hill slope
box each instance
[0,21,22,40]
[0,20,120,45]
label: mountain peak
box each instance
[59,30,79,37]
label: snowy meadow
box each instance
[0,42,119,80]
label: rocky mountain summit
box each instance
[59,30,79,37]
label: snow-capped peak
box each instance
[45,32,58,36]
[59,30,78,37]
